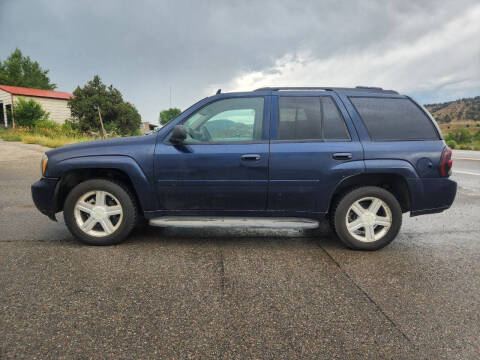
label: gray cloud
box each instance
[1,0,479,123]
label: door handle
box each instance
[241,154,261,161]
[332,152,353,160]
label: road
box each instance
[452,149,480,176]
[1,140,479,359]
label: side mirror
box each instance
[170,125,187,144]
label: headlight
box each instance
[41,154,48,176]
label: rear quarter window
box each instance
[350,97,439,141]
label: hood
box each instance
[45,134,158,165]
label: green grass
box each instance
[457,140,480,150]
[0,127,98,148]
[0,129,22,142]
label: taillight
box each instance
[440,147,453,177]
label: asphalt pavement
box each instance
[1,139,479,359]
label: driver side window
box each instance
[182,97,264,143]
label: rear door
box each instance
[268,92,364,215]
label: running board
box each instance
[149,217,319,229]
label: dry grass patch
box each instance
[0,128,97,148]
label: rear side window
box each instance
[350,97,439,141]
[278,96,350,141]
[278,97,322,140]
[322,97,350,141]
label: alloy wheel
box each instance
[345,196,392,242]
[74,190,123,237]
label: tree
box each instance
[159,108,181,125]
[68,75,141,136]
[14,98,49,127]
[0,48,56,90]
[105,102,142,136]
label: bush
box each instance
[474,130,480,141]
[446,140,457,149]
[35,119,60,130]
[445,128,472,144]
[61,121,73,133]
[14,98,49,127]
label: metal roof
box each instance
[0,85,73,100]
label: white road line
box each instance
[453,157,480,161]
[453,170,480,176]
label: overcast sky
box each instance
[1,0,479,123]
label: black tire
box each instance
[64,179,137,245]
[332,186,402,251]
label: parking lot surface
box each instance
[1,140,479,359]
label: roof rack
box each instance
[254,86,398,94]
[254,87,331,91]
[355,86,383,90]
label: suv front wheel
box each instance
[332,186,402,250]
[64,179,137,245]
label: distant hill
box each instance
[205,119,253,139]
[425,96,480,123]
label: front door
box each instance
[268,93,364,215]
[154,96,270,213]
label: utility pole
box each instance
[96,106,106,139]
[169,85,172,108]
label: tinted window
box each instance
[350,97,439,141]
[278,97,321,140]
[323,97,350,140]
[278,96,350,141]
[182,97,264,143]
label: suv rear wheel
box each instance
[64,179,137,245]
[332,186,402,250]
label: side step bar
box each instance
[149,217,319,229]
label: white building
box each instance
[140,121,159,134]
[0,85,73,127]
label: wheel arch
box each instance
[328,173,411,214]
[51,156,157,214]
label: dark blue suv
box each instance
[31,86,457,250]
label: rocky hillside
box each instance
[425,96,480,123]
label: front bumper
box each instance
[408,178,457,217]
[31,177,59,221]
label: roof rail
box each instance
[355,86,383,90]
[353,86,398,94]
[253,86,398,94]
[254,87,331,91]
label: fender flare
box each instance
[51,155,157,211]
[363,159,419,178]
[326,159,418,213]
